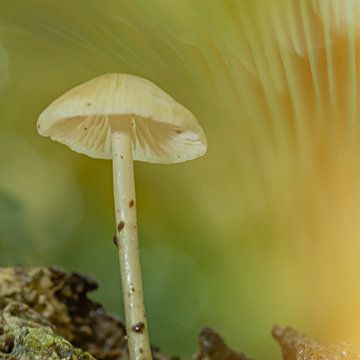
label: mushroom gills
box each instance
[44,114,205,162]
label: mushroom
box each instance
[36,73,207,360]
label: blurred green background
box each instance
[1,1,360,359]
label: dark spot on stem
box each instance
[129,199,135,208]
[84,127,88,131]
[113,235,118,247]
[120,155,124,159]
[175,129,183,134]
[86,102,92,106]
[117,221,125,232]
[132,322,145,333]
[131,287,135,292]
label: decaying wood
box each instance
[0,267,167,360]
[1,267,360,359]
[273,325,360,360]
[193,327,251,360]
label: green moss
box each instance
[16,327,94,359]
[2,327,95,359]
[0,302,95,360]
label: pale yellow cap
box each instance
[37,73,207,163]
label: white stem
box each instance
[112,131,152,360]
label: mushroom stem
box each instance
[111,131,152,360]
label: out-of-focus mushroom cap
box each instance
[37,73,207,163]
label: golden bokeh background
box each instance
[1,0,360,358]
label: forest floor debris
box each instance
[0,267,359,360]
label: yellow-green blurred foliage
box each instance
[1,0,360,358]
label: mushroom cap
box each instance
[37,73,207,163]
